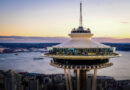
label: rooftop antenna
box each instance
[80,0,83,27]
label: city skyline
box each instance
[0,0,130,38]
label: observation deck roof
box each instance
[52,26,110,49]
[53,39,110,48]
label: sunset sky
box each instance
[0,0,130,38]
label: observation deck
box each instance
[46,26,120,61]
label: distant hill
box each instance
[103,43,130,51]
[0,43,130,51]
[0,36,130,43]
[92,37,130,43]
[0,43,59,49]
[0,36,70,43]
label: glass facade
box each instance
[48,47,116,56]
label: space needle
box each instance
[46,1,120,90]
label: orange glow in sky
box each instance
[0,0,130,38]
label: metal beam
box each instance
[68,69,73,90]
[77,69,80,90]
[64,69,69,90]
[92,69,97,90]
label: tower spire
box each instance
[80,0,83,27]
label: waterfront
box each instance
[0,51,130,80]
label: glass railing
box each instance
[48,48,116,56]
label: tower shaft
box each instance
[79,70,87,90]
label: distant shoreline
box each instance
[0,43,130,51]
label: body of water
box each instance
[0,51,130,80]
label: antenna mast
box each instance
[80,0,83,26]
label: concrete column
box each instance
[64,69,69,90]
[77,69,80,90]
[68,69,73,90]
[92,69,97,90]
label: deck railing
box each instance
[48,48,116,56]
